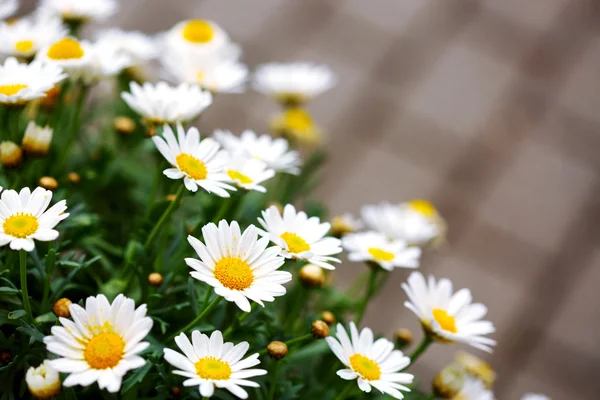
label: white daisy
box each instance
[0,186,68,252]
[122,81,212,125]
[26,360,61,399]
[326,322,414,399]
[402,272,496,352]
[22,121,53,156]
[342,231,422,271]
[331,213,363,237]
[224,157,275,193]
[454,377,495,400]
[362,200,445,246]
[152,124,234,196]
[0,13,67,58]
[96,28,158,65]
[40,0,117,22]
[0,0,17,21]
[35,37,95,82]
[185,220,291,312]
[214,130,301,175]
[0,57,66,104]
[521,394,550,400]
[253,62,336,105]
[84,39,133,83]
[163,19,230,57]
[164,57,248,93]
[164,330,266,399]
[257,204,342,270]
[44,294,152,393]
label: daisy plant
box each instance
[0,9,505,400]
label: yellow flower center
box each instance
[182,20,214,44]
[47,37,84,60]
[3,213,39,238]
[280,232,310,254]
[227,169,253,185]
[349,354,381,381]
[283,108,314,132]
[0,84,28,96]
[195,356,232,380]
[367,247,395,262]
[176,153,207,180]
[432,308,457,333]
[213,256,254,290]
[84,332,125,369]
[408,199,437,218]
[196,70,205,82]
[15,40,34,53]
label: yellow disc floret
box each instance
[227,170,252,185]
[408,199,437,218]
[432,308,457,333]
[0,84,28,97]
[195,356,232,380]
[47,38,84,60]
[213,256,254,290]
[280,232,310,253]
[182,20,214,44]
[176,153,208,180]
[84,332,125,369]
[282,107,314,133]
[15,40,34,53]
[368,247,395,262]
[3,213,39,238]
[349,354,381,381]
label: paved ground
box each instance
[20,0,600,398]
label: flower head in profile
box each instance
[164,55,248,94]
[26,360,61,399]
[258,204,342,270]
[164,330,266,399]
[253,62,336,106]
[44,294,153,393]
[453,377,495,400]
[36,37,94,82]
[0,13,67,59]
[163,19,230,56]
[326,322,413,399]
[331,213,363,237]
[96,28,158,65]
[402,272,496,352]
[214,130,301,175]
[342,231,421,271]
[0,0,17,20]
[362,200,446,246]
[0,186,68,252]
[152,124,235,197]
[186,220,291,312]
[122,81,212,125]
[22,121,53,156]
[270,107,321,146]
[0,57,67,105]
[40,0,117,22]
[224,157,275,192]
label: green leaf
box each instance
[35,312,58,324]
[0,287,19,294]
[7,310,27,320]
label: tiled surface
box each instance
[20,0,600,398]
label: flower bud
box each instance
[26,360,61,399]
[114,116,136,135]
[267,341,288,360]
[311,320,329,339]
[22,122,53,156]
[0,141,22,167]
[321,311,336,325]
[67,172,81,184]
[39,176,58,191]
[148,272,163,287]
[171,386,181,396]
[53,298,72,318]
[394,328,413,347]
[299,264,325,288]
[455,351,496,388]
[433,363,466,399]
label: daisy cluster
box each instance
[0,3,551,400]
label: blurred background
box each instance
[19,0,600,398]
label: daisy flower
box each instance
[163,19,230,56]
[152,124,235,196]
[253,62,336,105]
[26,360,61,399]
[0,186,68,252]
[342,231,422,271]
[164,330,266,399]
[164,57,248,93]
[214,130,301,175]
[22,121,53,156]
[96,28,158,65]
[122,81,212,125]
[44,294,152,393]
[362,200,446,246]
[258,204,342,270]
[0,57,67,105]
[224,157,275,192]
[402,272,496,352]
[521,394,550,400]
[454,377,495,400]
[331,213,363,237]
[326,322,413,399]
[270,107,321,146]
[84,39,133,83]
[185,220,291,312]
[40,0,117,22]
[0,13,67,59]
[36,37,95,82]
[0,141,22,167]
[0,0,17,20]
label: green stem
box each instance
[144,185,185,249]
[408,335,433,364]
[268,362,280,400]
[334,381,354,400]
[19,250,32,322]
[223,310,251,337]
[354,267,379,325]
[54,85,89,174]
[167,295,222,342]
[212,195,237,224]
